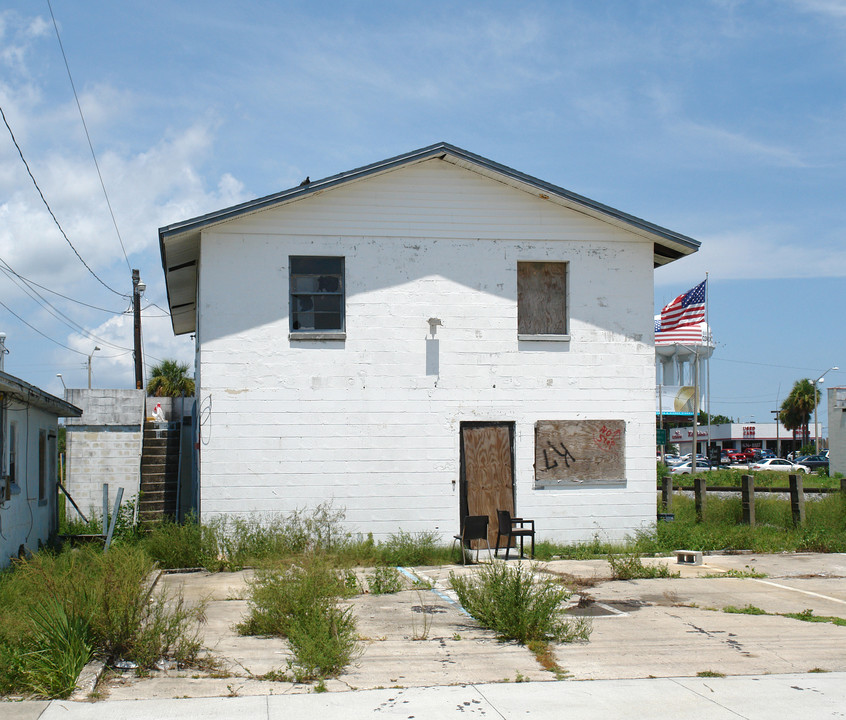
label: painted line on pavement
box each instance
[397,566,471,616]
[753,578,846,606]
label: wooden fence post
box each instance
[661,476,673,512]
[789,474,805,526]
[694,477,707,522]
[741,474,755,526]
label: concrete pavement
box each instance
[6,673,846,719]
[3,552,846,717]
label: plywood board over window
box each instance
[518,261,567,336]
[534,420,625,486]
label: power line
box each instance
[47,0,132,276]
[0,257,126,314]
[0,104,128,297]
[0,265,132,352]
[0,298,89,356]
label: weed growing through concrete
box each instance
[697,670,726,678]
[410,590,433,641]
[237,558,360,680]
[606,552,680,580]
[366,566,405,595]
[449,563,591,645]
[0,545,207,699]
[702,566,767,579]
[722,604,768,615]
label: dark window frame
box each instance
[289,256,346,336]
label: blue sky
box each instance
[0,0,844,431]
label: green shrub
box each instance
[366,565,405,595]
[237,558,359,679]
[449,563,590,644]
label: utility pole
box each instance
[132,270,145,390]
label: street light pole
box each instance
[813,366,839,454]
[87,347,100,389]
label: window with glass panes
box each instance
[289,256,345,332]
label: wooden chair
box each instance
[451,515,493,565]
[495,509,535,560]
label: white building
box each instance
[0,371,81,566]
[158,142,699,544]
[669,421,806,458]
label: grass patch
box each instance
[723,604,768,615]
[702,566,767,579]
[366,566,405,595]
[607,552,679,580]
[781,609,846,626]
[0,545,206,698]
[697,670,725,678]
[236,557,360,680]
[449,563,590,645]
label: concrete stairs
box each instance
[138,421,181,522]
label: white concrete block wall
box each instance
[194,160,658,543]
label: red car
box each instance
[724,450,751,464]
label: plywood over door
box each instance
[462,424,514,547]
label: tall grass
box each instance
[0,545,205,698]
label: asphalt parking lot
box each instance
[93,552,846,701]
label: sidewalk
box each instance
[9,673,846,719]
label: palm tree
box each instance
[779,378,819,445]
[146,359,195,397]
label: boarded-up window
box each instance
[534,420,625,486]
[518,262,567,335]
[290,256,345,332]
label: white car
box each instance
[670,460,715,475]
[749,458,809,473]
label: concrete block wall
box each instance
[64,389,145,521]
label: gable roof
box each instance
[159,142,700,335]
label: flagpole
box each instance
[705,273,711,459]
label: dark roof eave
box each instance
[0,371,83,417]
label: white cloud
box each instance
[657,225,846,286]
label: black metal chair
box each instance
[452,515,493,565]
[495,509,535,560]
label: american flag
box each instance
[658,280,706,332]
[654,318,707,345]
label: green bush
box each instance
[366,565,405,595]
[449,563,590,644]
[237,558,359,679]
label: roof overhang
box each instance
[159,142,700,335]
[0,371,83,417]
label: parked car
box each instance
[792,455,829,471]
[670,460,716,475]
[724,450,749,464]
[660,454,681,465]
[749,458,809,473]
[749,449,776,461]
